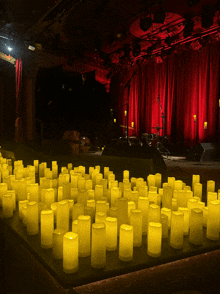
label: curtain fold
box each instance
[111,41,220,146]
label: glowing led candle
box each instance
[207,179,215,196]
[22,204,28,225]
[174,180,183,190]
[172,198,178,211]
[117,197,128,232]
[72,220,78,234]
[128,201,136,220]
[72,203,84,221]
[44,188,55,209]
[87,199,95,209]
[192,175,200,193]
[137,196,149,235]
[147,222,162,257]
[161,207,171,229]
[91,223,106,268]
[63,232,78,273]
[130,209,142,247]
[26,183,39,202]
[162,185,172,209]
[138,185,148,197]
[170,211,184,249]
[123,170,129,180]
[187,198,199,222]
[177,190,187,208]
[0,183,8,207]
[78,189,88,206]
[204,122,207,129]
[105,217,117,251]
[194,183,202,200]
[146,175,154,188]
[85,179,92,190]
[111,187,120,207]
[203,206,208,227]
[78,215,91,257]
[19,200,29,219]
[193,115,196,122]
[207,200,220,240]
[94,185,103,201]
[119,224,133,261]
[131,122,134,128]
[57,200,69,232]
[41,210,54,249]
[95,212,107,224]
[7,190,16,211]
[189,208,203,245]
[178,207,189,235]
[33,159,39,174]
[207,191,217,206]
[160,214,168,238]
[109,206,118,217]
[27,201,38,235]
[155,173,162,189]
[78,177,85,190]
[2,194,13,218]
[167,177,175,190]
[148,204,160,227]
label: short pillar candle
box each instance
[170,211,184,249]
[63,232,78,274]
[91,223,106,269]
[78,215,91,257]
[130,209,142,247]
[147,222,162,257]
[123,170,129,180]
[105,217,117,251]
[194,182,202,200]
[189,208,203,245]
[52,229,66,259]
[138,196,149,235]
[27,201,39,235]
[41,210,54,248]
[207,200,220,240]
[119,224,133,262]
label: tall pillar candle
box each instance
[91,223,106,269]
[27,183,39,202]
[27,201,39,235]
[0,183,8,207]
[161,207,171,229]
[138,197,149,234]
[2,194,13,218]
[117,197,128,232]
[147,175,155,188]
[104,167,109,179]
[207,200,220,240]
[57,200,69,232]
[178,207,189,235]
[194,183,202,200]
[41,210,54,248]
[85,179,92,190]
[111,187,120,207]
[123,170,129,180]
[45,188,55,209]
[167,177,175,190]
[147,222,162,257]
[63,232,78,273]
[138,185,148,197]
[192,174,200,193]
[72,220,78,234]
[77,189,88,206]
[72,203,84,221]
[162,185,172,209]
[78,215,91,257]
[174,180,183,191]
[177,190,187,208]
[207,180,215,196]
[148,204,160,225]
[52,229,66,259]
[105,217,117,251]
[155,173,162,189]
[189,208,203,245]
[160,214,168,238]
[78,177,85,190]
[119,224,133,262]
[170,211,184,249]
[19,200,29,219]
[130,209,142,247]
[7,190,16,211]
[128,201,136,220]
[207,192,217,206]
[95,212,107,224]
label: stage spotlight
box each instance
[183,15,195,38]
[187,0,200,7]
[132,43,141,57]
[201,4,214,29]
[139,16,152,32]
[153,8,166,24]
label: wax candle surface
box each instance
[63,232,78,273]
[27,201,39,235]
[78,215,91,257]
[105,217,117,251]
[53,229,66,259]
[207,200,220,240]
[147,222,162,257]
[189,208,203,245]
[41,210,54,248]
[170,211,184,249]
[91,223,106,269]
[2,194,13,218]
[57,200,69,232]
[119,224,133,261]
[130,209,142,247]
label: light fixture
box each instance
[28,45,35,51]
[139,16,152,32]
[7,46,12,51]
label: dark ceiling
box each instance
[1,0,220,72]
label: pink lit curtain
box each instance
[111,41,220,146]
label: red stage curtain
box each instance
[111,42,220,146]
[15,57,22,115]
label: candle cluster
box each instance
[1,153,220,274]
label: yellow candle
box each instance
[160,214,168,238]
[187,198,199,222]
[147,222,162,257]
[174,180,183,190]
[131,190,139,203]
[155,173,162,189]
[41,210,54,249]
[204,121,207,129]
[137,196,149,235]
[184,185,191,191]
[178,207,189,235]
[198,201,205,211]
[85,179,93,190]
[128,201,136,220]
[131,122,134,128]
[170,211,184,249]
[0,183,8,207]
[167,177,175,190]
[194,183,202,200]
[148,204,160,227]
[63,182,71,199]
[86,189,94,200]
[192,175,200,193]
[147,175,155,188]
[71,174,78,188]
[189,208,203,245]
[96,200,107,214]
[44,188,55,209]
[95,212,107,224]
[119,224,133,261]
[34,159,39,174]
[117,197,128,232]
[161,207,171,229]
[19,200,29,219]
[72,203,84,221]
[78,177,85,190]
[77,189,88,206]
[138,185,148,197]
[193,115,196,122]
[27,201,39,235]
[72,220,78,234]
[130,209,142,247]
[162,185,172,209]
[172,198,178,211]
[2,194,13,218]
[111,187,120,207]
[123,170,129,180]
[94,185,103,201]
[124,110,127,116]
[105,217,117,251]
[207,192,217,206]
[22,204,28,226]
[26,183,39,202]
[207,200,220,240]
[7,190,16,211]
[78,215,91,257]
[91,223,106,269]
[177,190,187,208]
[57,200,69,232]
[70,187,78,202]
[109,206,118,217]
[203,206,208,227]
[63,232,78,273]
[87,199,96,209]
